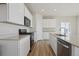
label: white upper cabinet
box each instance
[0,3,24,25]
[49,34,57,55]
[8,3,24,25]
[24,5,32,27]
[0,4,7,21]
[0,3,33,26]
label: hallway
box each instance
[28,40,55,56]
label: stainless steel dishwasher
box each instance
[57,38,72,56]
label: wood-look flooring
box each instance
[28,40,55,56]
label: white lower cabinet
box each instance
[72,45,79,56]
[0,40,18,56]
[49,34,57,55]
[43,32,49,39]
[18,36,30,56]
[0,35,30,56]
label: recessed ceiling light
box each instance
[54,9,56,11]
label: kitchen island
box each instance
[49,33,79,56]
[0,35,30,56]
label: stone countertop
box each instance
[50,33,79,47]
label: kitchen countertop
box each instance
[50,33,79,47]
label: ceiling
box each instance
[26,3,79,16]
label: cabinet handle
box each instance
[58,41,69,48]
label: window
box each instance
[60,22,70,36]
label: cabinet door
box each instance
[49,34,57,55]
[8,3,24,25]
[72,45,79,56]
[19,36,30,56]
[0,4,7,21]
[24,5,32,20]
[24,5,32,27]
[0,40,18,56]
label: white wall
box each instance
[76,16,79,38]
[55,16,77,36]
[33,14,43,41]
[32,15,37,42]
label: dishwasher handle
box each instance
[57,41,69,48]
